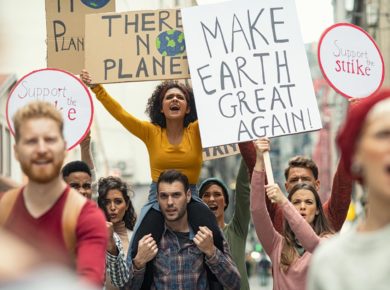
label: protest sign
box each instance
[196,0,225,4]
[182,0,322,148]
[318,23,384,99]
[202,143,240,160]
[46,0,115,74]
[85,9,189,83]
[6,69,94,150]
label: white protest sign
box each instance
[182,0,322,148]
[196,0,227,5]
[6,69,94,150]
[318,23,384,99]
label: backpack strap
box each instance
[0,187,22,227]
[62,187,87,257]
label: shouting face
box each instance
[201,184,226,221]
[160,88,190,121]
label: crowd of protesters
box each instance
[0,77,388,290]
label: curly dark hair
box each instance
[97,176,137,231]
[145,80,197,128]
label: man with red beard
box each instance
[0,101,108,286]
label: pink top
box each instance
[250,170,325,290]
[238,141,352,233]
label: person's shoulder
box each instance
[313,231,351,263]
[187,120,199,129]
[78,200,106,225]
[81,200,104,215]
[76,200,107,240]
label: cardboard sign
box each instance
[182,0,322,148]
[318,23,384,99]
[6,69,94,150]
[203,143,240,160]
[85,9,189,83]
[196,0,225,4]
[46,0,115,74]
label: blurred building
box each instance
[333,0,390,85]
[0,74,17,179]
[331,0,390,225]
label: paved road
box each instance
[249,275,273,290]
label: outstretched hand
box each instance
[265,184,287,205]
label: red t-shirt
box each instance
[4,187,108,286]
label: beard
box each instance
[20,159,63,184]
[162,204,187,223]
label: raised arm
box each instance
[80,70,153,142]
[229,158,251,238]
[266,183,321,253]
[80,131,94,171]
[323,100,358,231]
[239,141,282,231]
[323,155,352,232]
[79,131,98,198]
[250,138,282,255]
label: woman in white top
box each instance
[97,176,136,290]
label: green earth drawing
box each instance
[81,0,110,9]
[156,30,186,57]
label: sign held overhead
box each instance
[85,9,190,83]
[318,23,384,99]
[6,68,94,151]
[45,0,115,74]
[182,0,322,148]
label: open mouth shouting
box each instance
[169,103,180,112]
[207,203,219,213]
